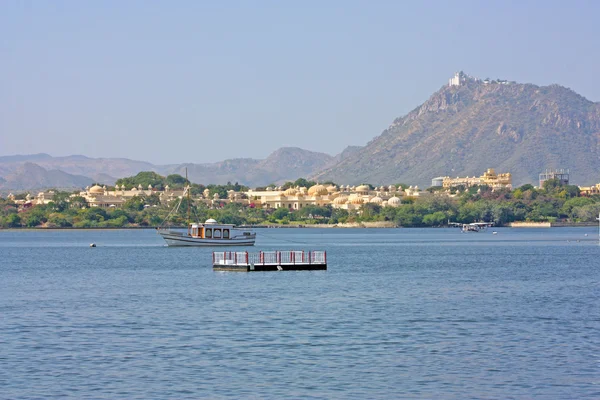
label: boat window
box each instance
[205,228,212,238]
[213,228,221,239]
[223,229,230,239]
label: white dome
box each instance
[370,196,383,204]
[205,219,218,224]
[387,196,401,207]
[308,184,328,196]
[350,196,364,205]
[89,185,103,194]
[333,196,348,205]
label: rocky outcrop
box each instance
[314,75,600,186]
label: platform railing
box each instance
[213,251,326,266]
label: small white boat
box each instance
[157,169,256,247]
[158,219,256,247]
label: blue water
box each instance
[1,227,599,399]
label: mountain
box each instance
[0,163,94,190]
[166,159,262,186]
[0,147,334,189]
[166,147,334,186]
[314,73,600,187]
[91,173,119,186]
[0,153,54,163]
[256,147,334,182]
[330,145,363,165]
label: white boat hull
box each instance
[158,230,256,247]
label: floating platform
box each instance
[213,250,327,272]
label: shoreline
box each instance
[0,222,597,231]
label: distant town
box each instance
[1,167,599,229]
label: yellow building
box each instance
[579,183,600,196]
[442,168,512,189]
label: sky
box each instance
[1,0,599,164]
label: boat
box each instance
[157,170,256,246]
[449,221,494,232]
[158,218,256,247]
[459,222,494,232]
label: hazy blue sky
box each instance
[1,1,599,164]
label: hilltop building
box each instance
[441,168,512,189]
[448,71,467,87]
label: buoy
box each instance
[584,234,588,237]
[90,243,96,247]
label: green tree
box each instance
[5,213,22,227]
[47,213,72,228]
[70,196,88,209]
[123,197,145,212]
[561,197,594,219]
[116,171,166,190]
[270,207,290,221]
[360,203,382,221]
[542,178,563,193]
[574,203,600,222]
[165,174,188,187]
[422,211,446,226]
[294,178,316,188]
[145,193,162,206]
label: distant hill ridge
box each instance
[314,72,600,186]
[0,147,334,190]
[0,162,94,191]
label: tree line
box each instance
[1,177,599,228]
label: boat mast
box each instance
[186,168,190,227]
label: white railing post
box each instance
[597,213,600,246]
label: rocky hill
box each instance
[314,74,600,186]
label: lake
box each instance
[1,227,599,399]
